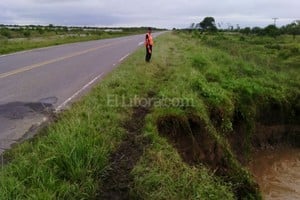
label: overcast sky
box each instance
[0,0,299,29]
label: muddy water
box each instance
[248,147,300,200]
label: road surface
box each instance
[0,32,163,154]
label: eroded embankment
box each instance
[234,100,299,150]
[157,114,224,169]
[156,97,299,199]
[156,113,260,199]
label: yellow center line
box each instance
[0,40,127,79]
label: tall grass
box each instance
[131,31,298,199]
[0,41,150,198]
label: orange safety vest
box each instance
[145,33,154,46]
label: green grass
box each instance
[1,31,299,199]
[132,137,234,200]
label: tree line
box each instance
[239,22,300,38]
[189,17,300,38]
[0,24,164,39]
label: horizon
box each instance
[0,20,297,30]
[1,0,299,29]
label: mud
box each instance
[98,105,151,200]
[248,147,300,200]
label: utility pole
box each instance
[272,18,278,26]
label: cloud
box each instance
[0,0,299,28]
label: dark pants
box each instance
[145,45,152,62]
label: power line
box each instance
[272,18,278,26]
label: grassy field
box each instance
[0,31,299,199]
[0,28,146,55]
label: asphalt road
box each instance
[0,32,163,154]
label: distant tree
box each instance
[37,27,45,35]
[240,27,251,35]
[285,21,300,39]
[0,28,12,38]
[200,17,217,31]
[190,23,195,29]
[251,27,263,35]
[63,26,68,32]
[23,30,31,37]
[264,24,280,37]
[195,23,201,29]
[226,23,233,31]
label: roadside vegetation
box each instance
[0,28,299,199]
[0,25,162,55]
[189,17,300,39]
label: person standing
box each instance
[145,27,154,62]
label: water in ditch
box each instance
[248,147,300,200]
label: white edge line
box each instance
[0,50,34,58]
[138,41,144,46]
[55,72,104,112]
[119,53,129,62]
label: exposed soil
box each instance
[157,114,226,173]
[253,98,300,148]
[98,92,299,199]
[252,123,300,148]
[229,103,300,164]
[98,105,151,200]
[156,113,260,199]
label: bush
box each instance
[0,29,12,38]
[264,44,281,50]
